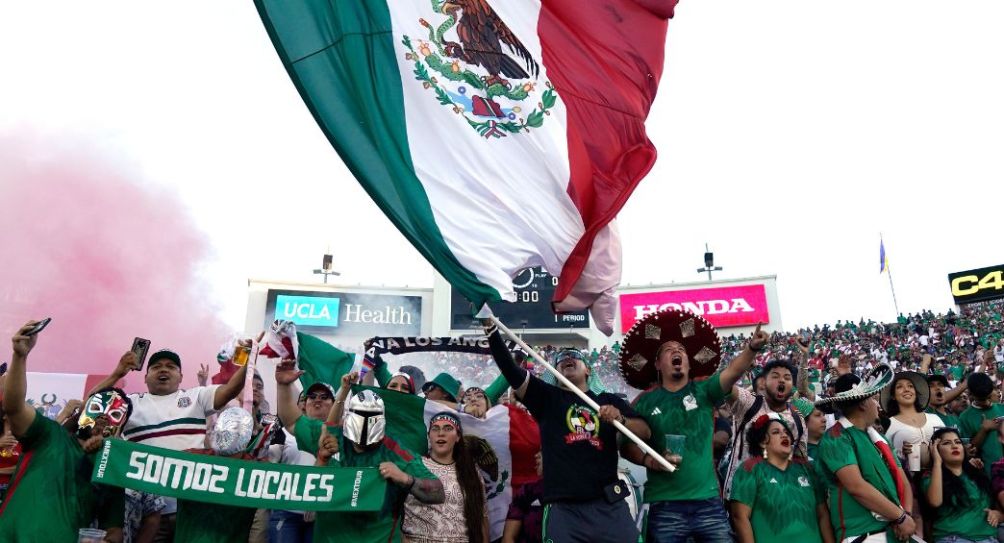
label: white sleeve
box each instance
[195,385,223,416]
[727,386,756,418]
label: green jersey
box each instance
[175,499,256,543]
[959,403,1004,475]
[807,441,819,462]
[729,457,824,543]
[925,407,960,430]
[0,414,124,542]
[921,472,995,541]
[294,416,436,543]
[816,423,902,541]
[174,450,257,543]
[633,373,728,502]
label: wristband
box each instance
[894,510,908,525]
[405,475,416,491]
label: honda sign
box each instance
[619,284,771,333]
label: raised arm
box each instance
[86,351,138,398]
[213,362,248,410]
[3,322,41,437]
[795,339,814,400]
[721,323,769,395]
[274,361,305,434]
[326,372,358,427]
[481,320,530,399]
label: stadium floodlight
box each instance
[312,252,340,283]
[697,243,723,281]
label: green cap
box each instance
[423,372,462,402]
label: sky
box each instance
[2,0,1003,362]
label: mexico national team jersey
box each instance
[124,386,220,449]
[728,457,824,543]
[0,414,124,542]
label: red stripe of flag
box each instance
[539,0,675,307]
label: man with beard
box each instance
[483,320,651,543]
[618,310,767,543]
[720,358,808,499]
[0,320,131,542]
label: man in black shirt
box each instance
[483,320,650,543]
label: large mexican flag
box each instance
[255,0,676,333]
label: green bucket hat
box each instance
[422,372,462,403]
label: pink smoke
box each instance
[0,135,230,392]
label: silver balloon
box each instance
[211,407,254,456]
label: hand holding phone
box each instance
[131,337,151,372]
[23,318,52,337]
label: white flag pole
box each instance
[489,315,675,472]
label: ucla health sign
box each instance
[265,290,421,336]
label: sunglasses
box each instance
[305,393,333,401]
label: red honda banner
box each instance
[619,284,771,333]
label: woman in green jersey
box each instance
[923,427,1001,543]
[729,413,834,543]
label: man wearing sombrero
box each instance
[618,309,768,543]
[482,320,651,543]
[815,366,916,542]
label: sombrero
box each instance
[619,309,721,390]
[880,371,930,411]
[814,364,894,407]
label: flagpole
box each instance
[489,315,675,472]
[881,234,901,317]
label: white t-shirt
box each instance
[123,386,220,449]
[722,387,807,498]
[123,385,220,514]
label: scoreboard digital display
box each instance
[450,267,590,330]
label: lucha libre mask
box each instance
[343,390,386,447]
[77,389,131,440]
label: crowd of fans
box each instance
[2,300,1004,543]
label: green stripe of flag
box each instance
[254,0,500,307]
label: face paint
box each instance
[77,389,129,439]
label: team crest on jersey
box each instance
[400,0,558,139]
[565,404,602,450]
[177,396,192,408]
[798,475,810,487]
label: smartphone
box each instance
[131,337,151,371]
[23,318,52,337]
[994,416,1004,424]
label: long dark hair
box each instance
[930,428,992,515]
[453,434,487,543]
[430,413,486,543]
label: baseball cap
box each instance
[305,382,336,398]
[148,349,181,368]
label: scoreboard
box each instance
[450,267,590,330]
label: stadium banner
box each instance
[619,284,770,333]
[92,439,385,512]
[948,264,1004,305]
[367,336,521,357]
